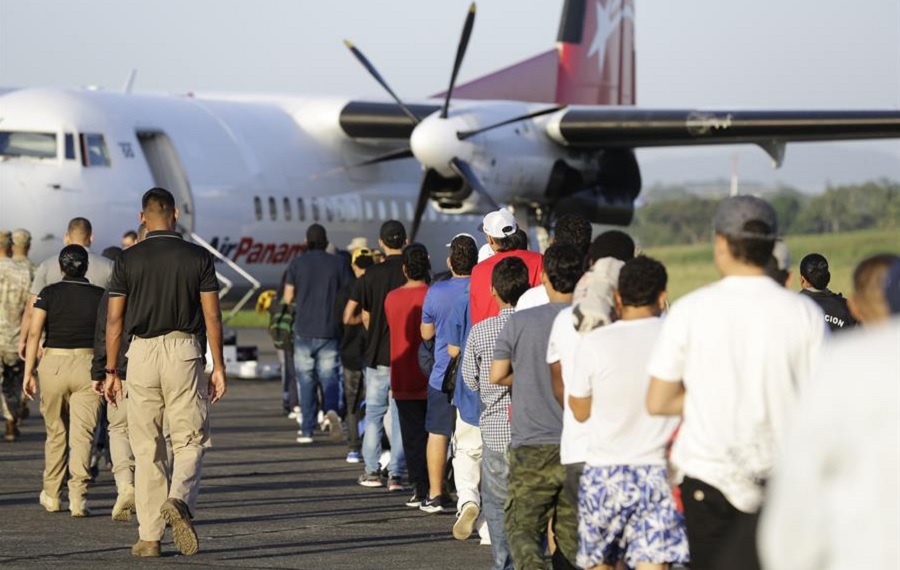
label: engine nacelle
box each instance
[545,149,641,225]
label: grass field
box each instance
[646,228,900,301]
[224,228,900,327]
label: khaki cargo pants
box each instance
[37,348,100,502]
[127,332,210,542]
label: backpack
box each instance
[268,303,295,351]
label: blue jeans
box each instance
[482,446,514,570]
[294,336,340,437]
[361,366,405,478]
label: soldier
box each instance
[0,230,32,441]
[11,229,37,279]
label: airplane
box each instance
[2,0,899,313]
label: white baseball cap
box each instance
[445,232,476,247]
[479,209,517,239]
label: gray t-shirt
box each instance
[31,249,113,295]
[493,302,567,448]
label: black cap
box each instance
[380,220,406,246]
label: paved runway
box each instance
[0,375,494,568]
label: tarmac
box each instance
[0,329,494,569]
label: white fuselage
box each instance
[0,88,581,288]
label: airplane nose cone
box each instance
[410,116,467,177]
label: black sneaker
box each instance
[419,495,446,514]
[405,493,424,508]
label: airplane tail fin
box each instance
[446,0,636,105]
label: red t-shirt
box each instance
[469,250,544,325]
[384,284,429,400]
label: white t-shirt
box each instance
[570,317,679,467]
[546,305,591,465]
[647,275,826,513]
[759,319,900,570]
[516,285,549,312]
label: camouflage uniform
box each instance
[11,228,37,281]
[0,256,32,438]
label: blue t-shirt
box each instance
[285,250,352,339]
[422,277,469,391]
[448,287,480,427]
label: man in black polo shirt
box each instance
[105,187,226,558]
[344,220,407,489]
[283,223,352,444]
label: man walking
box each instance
[284,223,352,443]
[647,195,825,570]
[0,231,32,441]
[104,188,226,558]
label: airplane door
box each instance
[136,131,195,232]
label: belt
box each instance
[134,331,196,341]
[44,348,94,356]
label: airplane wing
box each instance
[545,107,900,165]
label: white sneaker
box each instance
[296,435,314,444]
[453,502,480,540]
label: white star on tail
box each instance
[586,0,634,74]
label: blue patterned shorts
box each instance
[577,464,690,568]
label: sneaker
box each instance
[405,492,424,508]
[419,495,446,514]
[131,540,161,558]
[112,487,136,522]
[39,491,61,513]
[296,435,314,444]
[345,451,362,464]
[160,498,199,556]
[357,472,384,488]
[325,410,344,440]
[5,419,17,442]
[287,406,300,420]
[453,501,480,540]
[387,476,406,492]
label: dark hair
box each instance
[492,256,531,306]
[764,256,790,287]
[492,233,518,253]
[306,223,328,250]
[543,244,585,294]
[66,217,93,239]
[122,230,138,240]
[354,253,374,270]
[141,187,176,213]
[724,220,775,267]
[589,230,635,263]
[449,235,478,275]
[618,256,667,307]
[380,220,407,250]
[58,244,89,278]
[102,246,123,261]
[800,253,830,289]
[402,243,431,282]
[553,214,592,258]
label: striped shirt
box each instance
[462,308,513,452]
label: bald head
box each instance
[849,253,900,325]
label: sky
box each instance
[1,0,898,188]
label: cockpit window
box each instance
[0,131,57,159]
[80,133,110,167]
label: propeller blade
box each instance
[344,40,420,125]
[310,147,414,179]
[410,169,436,242]
[456,105,567,140]
[440,3,476,119]
[449,157,499,210]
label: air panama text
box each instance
[209,236,306,264]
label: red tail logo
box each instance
[448,0,636,106]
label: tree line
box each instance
[630,179,900,247]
